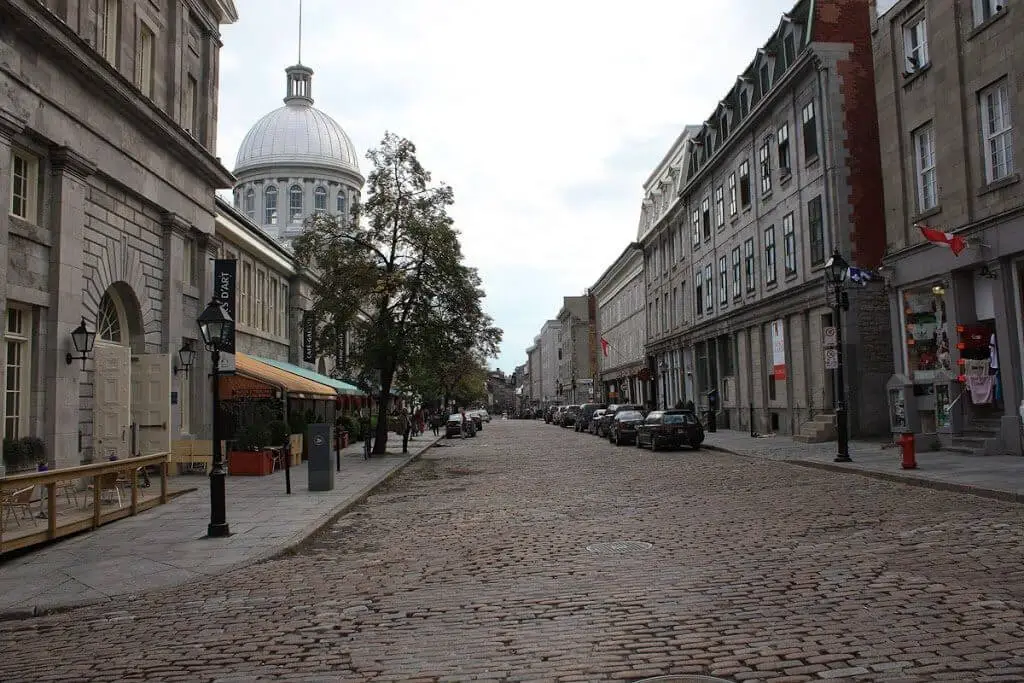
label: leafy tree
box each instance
[293,132,501,453]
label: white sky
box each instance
[218,0,798,373]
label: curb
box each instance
[2,437,442,621]
[702,444,1023,504]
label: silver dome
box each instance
[234,104,360,176]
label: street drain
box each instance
[586,540,653,554]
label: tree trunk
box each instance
[373,370,395,454]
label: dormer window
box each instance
[759,63,771,95]
[783,33,796,68]
[720,112,730,140]
[740,89,750,118]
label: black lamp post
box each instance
[198,299,233,537]
[824,249,852,463]
[658,359,668,409]
[65,318,96,368]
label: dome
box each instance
[233,64,361,177]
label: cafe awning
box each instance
[253,355,366,396]
[233,352,336,399]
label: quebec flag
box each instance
[847,266,877,286]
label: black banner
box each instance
[213,259,237,354]
[302,310,316,363]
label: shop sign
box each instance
[302,310,317,363]
[213,259,237,373]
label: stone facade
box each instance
[1,0,239,468]
[592,243,648,405]
[872,0,1024,454]
[639,0,892,437]
[538,321,561,404]
[556,297,592,405]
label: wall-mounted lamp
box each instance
[174,341,196,377]
[65,318,96,368]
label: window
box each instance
[337,192,346,218]
[913,125,938,211]
[691,209,701,248]
[731,247,741,298]
[3,306,31,441]
[904,17,929,72]
[135,22,155,97]
[903,286,950,385]
[268,276,278,336]
[718,256,728,305]
[701,198,711,240]
[97,293,122,343]
[704,264,714,312]
[744,238,755,292]
[182,238,197,287]
[783,213,797,276]
[183,75,198,135]
[695,270,703,315]
[244,188,255,220]
[759,63,771,95]
[764,226,777,284]
[802,102,819,160]
[256,271,265,330]
[740,89,749,118]
[777,123,791,172]
[99,0,120,63]
[240,262,251,325]
[759,141,772,195]
[784,34,796,67]
[289,185,304,224]
[808,196,825,266]
[973,0,1004,25]
[980,80,1014,183]
[739,161,752,207]
[728,173,737,215]
[264,186,278,225]
[314,186,327,213]
[280,283,289,334]
[720,113,729,141]
[10,150,38,222]
[714,186,725,228]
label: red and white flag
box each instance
[917,224,967,256]
[600,337,610,357]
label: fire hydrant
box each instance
[897,432,916,469]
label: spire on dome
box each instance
[284,64,314,105]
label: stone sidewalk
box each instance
[702,429,1024,502]
[0,431,442,618]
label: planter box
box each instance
[228,450,273,476]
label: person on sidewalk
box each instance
[431,412,441,437]
[400,410,411,453]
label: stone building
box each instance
[538,321,561,405]
[640,0,892,438]
[592,243,648,406]
[555,296,593,405]
[231,63,364,247]
[872,0,1023,454]
[1,0,240,469]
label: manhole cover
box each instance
[635,677,732,683]
[585,540,653,554]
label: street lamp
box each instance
[65,318,96,368]
[197,298,233,537]
[173,341,196,377]
[658,359,669,410]
[824,249,852,463]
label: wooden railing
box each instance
[0,453,170,554]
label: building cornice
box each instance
[591,242,642,296]
[0,107,27,138]
[3,0,234,189]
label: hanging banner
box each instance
[771,319,786,380]
[213,259,237,373]
[302,310,317,364]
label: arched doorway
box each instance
[92,284,170,460]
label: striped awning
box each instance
[253,356,366,396]
[232,352,336,399]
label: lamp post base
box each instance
[834,454,853,463]
[207,522,231,538]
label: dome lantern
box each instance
[284,64,314,106]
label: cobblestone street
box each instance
[2,421,1024,682]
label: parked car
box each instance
[608,409,645,446]
[588,409,608,434]
[561,405,582,428]
[552,406,567,425]
[445,414,477,438]
[467,410,484,430]
[575,403,606,432]
[635,409,704,451]
[596,404,645,438]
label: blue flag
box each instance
[847,266,877,286]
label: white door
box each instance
[131,354,171,456]
[94,342,131,460]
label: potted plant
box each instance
[228,422,272,476]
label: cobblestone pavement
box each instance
[2,421,1024,682]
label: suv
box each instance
[575,403,607,432]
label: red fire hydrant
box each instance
[898,432,917,469]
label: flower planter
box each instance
[228,450,273,476]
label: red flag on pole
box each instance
[600,337,609,357]
[917,224,967,256]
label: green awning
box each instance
[253,356,366,396]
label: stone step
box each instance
[946,445,986,456]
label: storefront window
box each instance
[903,285,951,385]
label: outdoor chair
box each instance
[85,472,124,508]
[1,486,40,528]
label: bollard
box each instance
[335,425,342,473]
[899,431,917,469]
[283,441,292,495]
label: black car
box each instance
[608,409,644,446]
[561,405,581,428]
[575,403,607,432]
[596,404,645,438]
[636,409,704,451]
[445,414,477,438]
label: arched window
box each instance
[289,184,303,224]
[337,192,346,217]
[244,188,255,220]
[314,186,327,213]
[264,186,278,225]
[97,293,123,343]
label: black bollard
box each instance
[283,441,292,495]
[335,426,341,472]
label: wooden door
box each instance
[94,342,131,460]
[131,353,171,456]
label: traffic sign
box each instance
[824,348,839,370]
[823,326,837,348]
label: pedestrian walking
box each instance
[431,412,440,437]
[400,410,411,453]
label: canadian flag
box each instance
[917,224,967,256]
[600,337,610,357]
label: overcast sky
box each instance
[218,0,798,374]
